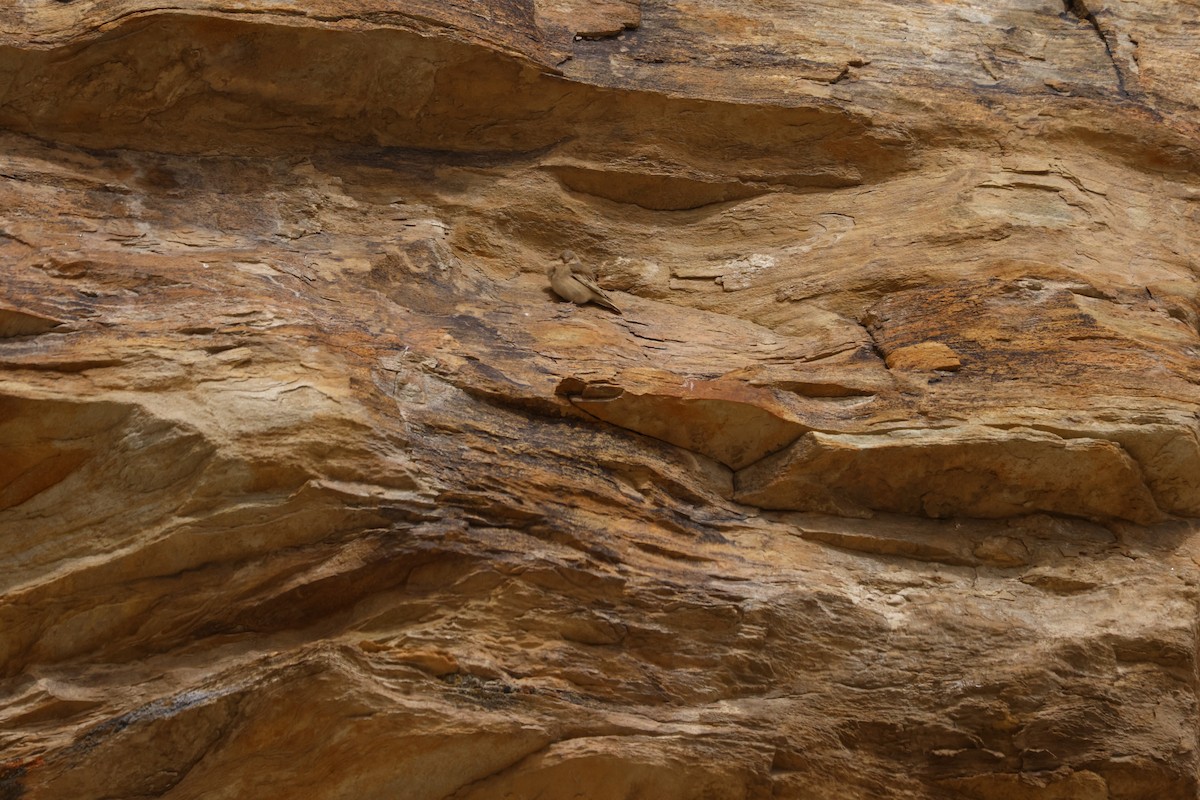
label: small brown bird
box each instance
[559,249,594,279]
[548,249,622,313]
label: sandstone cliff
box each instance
[2,1,1199,798]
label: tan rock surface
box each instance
[1,1,1199,798]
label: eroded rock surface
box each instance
[1,2,1199,798]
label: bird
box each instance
[547,250,622,313]
[559,249,594,279]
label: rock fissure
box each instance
[1062,0,1128,97]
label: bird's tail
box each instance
[595,295,622,314]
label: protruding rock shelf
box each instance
[735,426,1166,524]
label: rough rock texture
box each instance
[2,1,1200,798]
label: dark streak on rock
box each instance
[1063,0,1128,97]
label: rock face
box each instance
[1,2,1199,798]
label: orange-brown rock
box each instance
[885,341,962,372]
[2,2,1200,799]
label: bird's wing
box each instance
[567,261,595,279]
[572,272,611,298]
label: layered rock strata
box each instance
[1,1,1199,798]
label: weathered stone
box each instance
[886,341,962,372]
[1,1,1199,798]
[537,0,641,41]
[734,426,1167,524]
[567,373,808,470]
